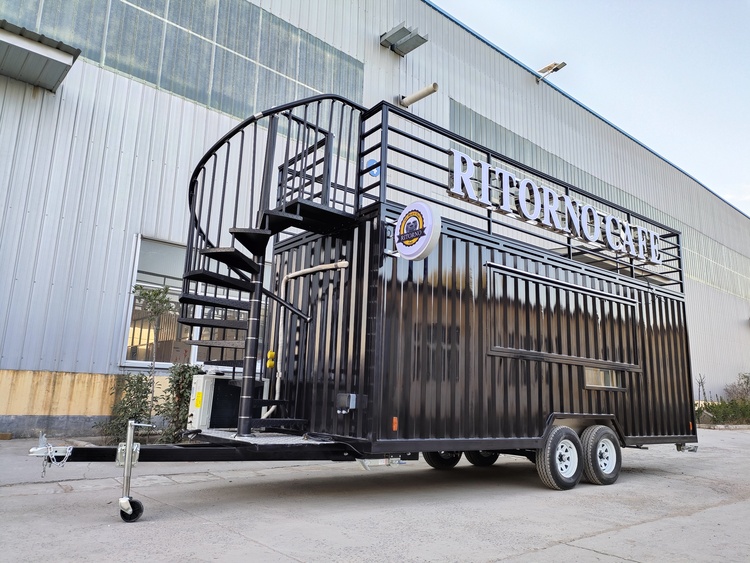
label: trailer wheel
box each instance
[119,499,144,523]
[464,451,499,466]
[581,425,621,485]
[536,426,583,490]
[423,451,462,469]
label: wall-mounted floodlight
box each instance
[536,61,567,83]
[400,83,438,107]
[380,22,428,57]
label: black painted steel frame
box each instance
[358,101,684,292]
[171,95,695,463]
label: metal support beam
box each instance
[238,273,264,436]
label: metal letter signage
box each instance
[394,201,442,261]
[448,149,662,265]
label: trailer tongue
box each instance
[31,95,697,521]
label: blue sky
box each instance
[431,0,750,217]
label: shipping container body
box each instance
[179,95,696,457]
[269,203,697,454]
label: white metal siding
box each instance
[0,62,238,373]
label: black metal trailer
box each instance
[34,95,697,520]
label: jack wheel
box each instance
[120,498,144,522]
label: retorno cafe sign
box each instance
[448,149,662,265]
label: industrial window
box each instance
[123,237,190,367]
[2,1,364,119]
[584,368,623,390]
[38,0,106,61]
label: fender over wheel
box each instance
[581,425,622,485]
[423,451,462,469]
[536,426,583,490]
[464,450,499,466]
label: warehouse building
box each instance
[0,0,748,437]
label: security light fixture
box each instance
[536,61,567,83]
[380,22,428,57]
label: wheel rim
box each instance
[555,438,578,478]
[438,451,456,459]
[596,438,617,474]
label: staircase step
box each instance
[179,293,253,312]
[200,247,260,275]
[177,317,247,330]
[229,227,272,256]
[267,199,358,235]
[262,209,304,233]
[295,199,357,228]
[185,339,245,349]
[184,269,254,293]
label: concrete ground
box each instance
[1,428,749,562]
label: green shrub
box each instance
[696,399,750,425]
[95,373,152,444]
[156,363,200,443]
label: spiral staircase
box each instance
[178,96,365,434]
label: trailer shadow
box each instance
[146,457,548,512]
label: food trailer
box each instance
[34,95,697,521]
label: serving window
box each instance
[486,257,641,380]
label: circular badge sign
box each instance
[394,201,442,261]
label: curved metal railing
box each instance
[185,94,366,273]
[180,95,366,370]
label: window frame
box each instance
[583,367,626,392]
[120,234,198,370]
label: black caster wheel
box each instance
[119,498,144,522]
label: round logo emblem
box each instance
[394,201,441,261]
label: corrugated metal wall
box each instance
[268,218,376,439]
[375,209,694,446]
[0,63,236,373]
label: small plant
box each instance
[95,373,152,444]
[156,363,200,443]
[133,284,175,438]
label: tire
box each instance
[535,426,583,490]
[423,451,462,469]
[464,450,499,466]
[119,498,144,523]
[581,425,622,485]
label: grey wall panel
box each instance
[0,62,241,374]
[685,277,750,398]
